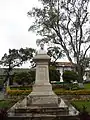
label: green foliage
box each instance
[47,47,64,62]
[79,105,90,120]
[10,86,32,90]
[49,69,60,82]
[84,83,90,90]
[49,63,60,82]
[0,48,35,83]
[62,70,79,90]
[0,80,3,86]
[13,70,35,85]
[54,89,90,95]
[63,70,78,83]
[7,89,32,96]
[7,88,90,96]
[0,99,18,109]
[72,100,90,114]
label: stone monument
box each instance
[29,42,58,106]
[8,42,79,119]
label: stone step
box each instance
[14,106,69,116]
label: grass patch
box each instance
[0,99,18,109]
[84,83,90,90]
[71,100,90,113]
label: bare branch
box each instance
[81,12,88,25]
[66,17,76,54]
[83,45,90,59]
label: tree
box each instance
[49,63,60,82]
[62,70,78,90]
[13,71,35,85]
[28,0,90,86]
[63,70,78,83]
[47,46,64,62]
[0,48,35,85]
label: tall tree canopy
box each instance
[28,0,90,84]
[0,48,35,83]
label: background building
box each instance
[56,62,74,82]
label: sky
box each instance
[0,0,41,67]
[0,0,39,57]
[0,0,90,68]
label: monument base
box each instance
[27,84,58,106]
[27,95,59,107]
[8,98,69,118]
[8,96,79,118]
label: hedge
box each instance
[54,89,90,95]
[7,90,32,96]
[7,89,90,96]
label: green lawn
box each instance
[0,99,18,109]
[84,83,90,90]
[71,100,90,113]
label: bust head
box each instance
[37,42,46,54]
[40,42,44,50]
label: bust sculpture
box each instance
[37,42,46,54]
[40,42,44,50]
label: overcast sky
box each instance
[0,0,90,68]
[0,0,41,67]
[0,0,40,57]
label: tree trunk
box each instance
[6,78,10,87]
[77,65,84,88]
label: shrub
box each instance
[7,89,32,96]
[49,69,60,82]
[63,70,78,83]
[62,70,78,90]
[13,70,35,85]
[10,85,32,90]
[7,89,90,96]
[54,89,90,95]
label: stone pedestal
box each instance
[29,52,58,106]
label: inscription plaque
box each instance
[38,66,47,81]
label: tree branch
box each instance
[83,45,90,60]
[67,17,76,54]
[81,12,88,25]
